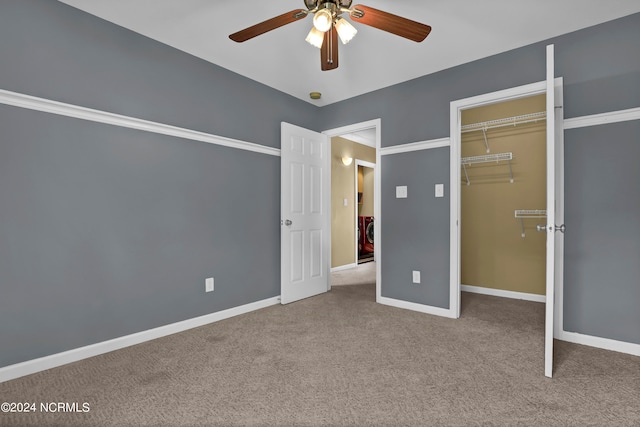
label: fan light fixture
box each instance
[229,1,432,71]
[335,17,357,44]
[313,8,334,32]
[305,27,325,48]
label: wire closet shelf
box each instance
[514,209,547,237]
[461,111,546,153]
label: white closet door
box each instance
[544,44,564,378]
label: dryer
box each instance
[361,216,374,256]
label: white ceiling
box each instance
[58,1,640,107]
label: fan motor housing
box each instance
[304,0,352,11]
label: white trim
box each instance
[378,297,457,319]
[354,159,376,168]
[331,263,358,272]
[323,119,382,303]
[338,133,376,148]
[0,88,280,157]
[0,296,280,383]
[563,106,640,130]
[380,137,450,155]
[557,331,640,357]
[322,119,381,138]
[461,284,546,303]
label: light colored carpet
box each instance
[331,262,376,287]
[1,270,638,426]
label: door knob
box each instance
[536,224,547,232]
[555,224,566,233]
[283,219,292,226]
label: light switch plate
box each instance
[412,270,421,284]
[396,186,408,198]
[205,277,214,292]
[435,184,444,198]
[343,198,348,206]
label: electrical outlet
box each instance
[205,277,214,293]
[412,271,421,284]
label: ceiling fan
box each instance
[229,0,431,71]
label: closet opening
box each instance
[459,94,548,315]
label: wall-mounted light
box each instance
[342,156,353,166]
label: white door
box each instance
[544,44,565,378]
[281,122,330,304]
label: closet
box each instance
[460,95,547,297]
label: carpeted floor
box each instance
[1,266,638,426]
[331,261,376,287]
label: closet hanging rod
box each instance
[461,111,546,134]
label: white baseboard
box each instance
[461,284,546,303]
[378,296,457,319]
[331,263,358,272]
[557,330,640,357]
[0,296,281,383]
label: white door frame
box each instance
[323,119,381,300]
[354,159,376,265]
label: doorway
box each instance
[323,119,381,301]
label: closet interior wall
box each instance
[461,95,547,296]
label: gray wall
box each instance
[564,121,640,345]
[381,148,450,308]
[0,106,281,365]
[321,12,640,341]
[0,0,318,367]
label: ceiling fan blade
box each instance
[321,26,339,71]
[229,9,307,42]
[350,4,431,42]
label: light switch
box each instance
[396,186,408,198]
[435,184,444,198]
[412,270,421,284]
[343,198,348,206]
